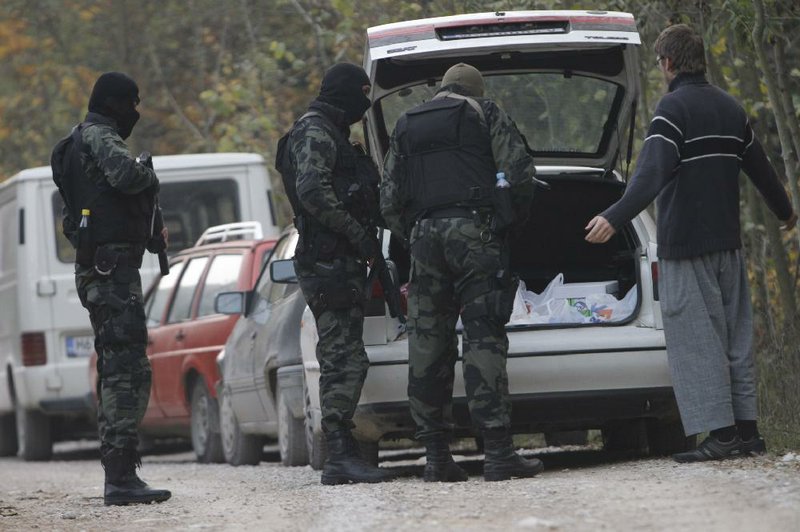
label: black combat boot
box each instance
[423,438,468,482]
[102,448,172,505]
[482,429,544,482]
[321,430,394,485]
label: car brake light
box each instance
[651,262,659,301]
[21,332,47,366]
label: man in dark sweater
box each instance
[585,24,797,463]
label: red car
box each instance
[91,223,276,462]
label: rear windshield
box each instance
[52,178,241,263]
[378,73,620,157]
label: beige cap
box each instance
[441,63,485,97]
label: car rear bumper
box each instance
[354,326,673,440]
[354,386,679,441]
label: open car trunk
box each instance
[387,171,640,328]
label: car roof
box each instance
[4,153,264,185]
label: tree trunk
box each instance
[752,0,800,253]
[751,0,799,321]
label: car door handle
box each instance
[175,330,186,342]
[250,331,257,340]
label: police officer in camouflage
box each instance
[51,72,171,505]
[283,63,393,485]
[381,63,543,482]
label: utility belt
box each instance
[79,243,145,272]
[420,206,479,219]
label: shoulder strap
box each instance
[433,91,486,126]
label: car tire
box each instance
[544,430,589,447]
[15,401,52,461]
[278,384,309,467]
[219,385,262,466]
[304,377,326,471]
[190,379,225,464]
[602,420,647,455]
[0,413,18,456]
[647,418,696,456]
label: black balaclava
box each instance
[88,72,140,139]
[316,63,371,124]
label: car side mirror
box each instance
[215,291,245,315]
[270,259,297,284]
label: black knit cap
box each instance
[88,72,139,113]
[317,63,371,124]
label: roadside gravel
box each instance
[1,442,799,531]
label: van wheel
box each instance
[190,379,224,463]
[0,413,18,456]
[304,377,326,471]
[16,402,52,461]
[647,419,696,456]
[219,385,262,466]
[278,385,308,466]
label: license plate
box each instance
[66,335,95,358]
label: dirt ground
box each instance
[1,441,799,531]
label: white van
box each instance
[300,10,691,466]
[0,153,279,460]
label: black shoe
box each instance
[483,429,544,482]
[672,435,743,463]
[740,435,767,456]
[102,448,171,506]
[321,431,394,485]
[105,480,172,506]
[423,438,468,482]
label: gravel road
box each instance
[1,441,799,531]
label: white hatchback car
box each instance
[298,10,693,466]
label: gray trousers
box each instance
[660,249,757,436]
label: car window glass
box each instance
[167,257,208,323]
[197,254,243,318]
[145,260,186,327]
[379,73,618,156]
[51,179,242,262]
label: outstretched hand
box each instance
[585,215,616,244]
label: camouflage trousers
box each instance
[407,217,516,441]
[296,254,368,434]
[75,247,150,451]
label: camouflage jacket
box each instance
[381,94,536,241]
[81,112,157,195]
[289,101,370,248]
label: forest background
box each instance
[1,0,798,448]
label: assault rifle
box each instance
[137,152,169,276]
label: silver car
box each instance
[215,227,309,466]
[299,9,693,467]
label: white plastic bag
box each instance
[510,280,532,322]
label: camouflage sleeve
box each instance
[380,128,410,242]
[83,124,157,194]
[484,100,536,223]
[291,121,368,246]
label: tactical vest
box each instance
[54,122,152,246]
[277,112,380,261]
[400,95,496,220]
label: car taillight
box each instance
[21,332,47,366]
[651,261,659,301]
